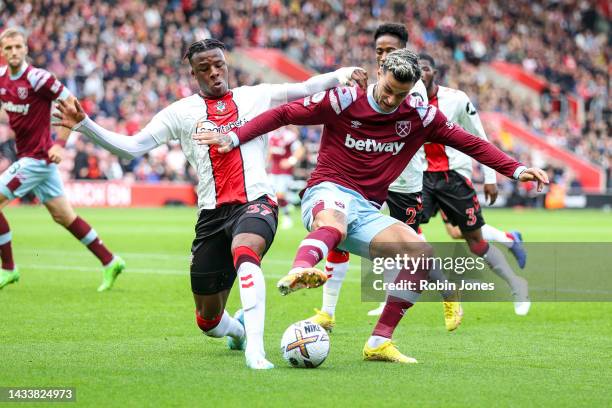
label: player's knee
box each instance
[407,241,434,260]
[48,207,75,227]
[231,232,267,258]
[50,211,68,226]
[311,219,347,241]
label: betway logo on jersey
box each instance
[1,101,29,115]
[344,134,404,155]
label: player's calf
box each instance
[232,245,267,360]
[466,234,529,313]
[196,310,245,342]
[0,212,15,272]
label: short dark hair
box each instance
[418,53,436,68]
[183,39,226,63]
[374,23,408,46]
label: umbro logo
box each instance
[351,120,362,128]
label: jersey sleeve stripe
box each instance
[26,68,51,91]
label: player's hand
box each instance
[192,131,234,153]
[336,67,368,90]
[48,144,64,164]
[518,168,549,192]
[484,183,498,205]
[53,98,86,129]
[349,68,368,90]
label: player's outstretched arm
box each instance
[53,99,162,160]
[194,89,338,153]
[276,67,367,105]
[427,108,549,191]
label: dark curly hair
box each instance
[418,53,436,68]
[374,23,408,47]
[183,39,226,63]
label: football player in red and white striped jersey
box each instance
[54,38,367,369]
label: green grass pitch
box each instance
[2,206,611,407]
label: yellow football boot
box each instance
[277,268,327,296]
[307,309,335,332]
[363,340,418,364]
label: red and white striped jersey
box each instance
[418,85,496,183]
[141,84,284,209]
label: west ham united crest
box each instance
[17,87,28,100]
[216,100,226,113]
[395,120,411,137]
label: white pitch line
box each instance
[20,248,362,264]
[17,248,362,270]
[19,263,363,283]
[16,264,612,297]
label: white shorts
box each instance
[300,181,400,258]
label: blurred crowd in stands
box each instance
[0,0,609,194]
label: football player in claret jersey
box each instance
[54,38,367,369]
[268,125,305,229]
[310,23,463,333]
[194,49,548,363]
[365,53,531,318]
[414,54,531,316]
[0,27,125,291]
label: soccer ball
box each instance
[280,320,330,368]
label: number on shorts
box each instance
[405,207,417,225]
[246,204,272,216]
[466,207,477,226]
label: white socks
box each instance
[321,260,349,317]
[237,261,266,358]
[204,310,244,339]
[367,335,389,348]
[481,224,513,248]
